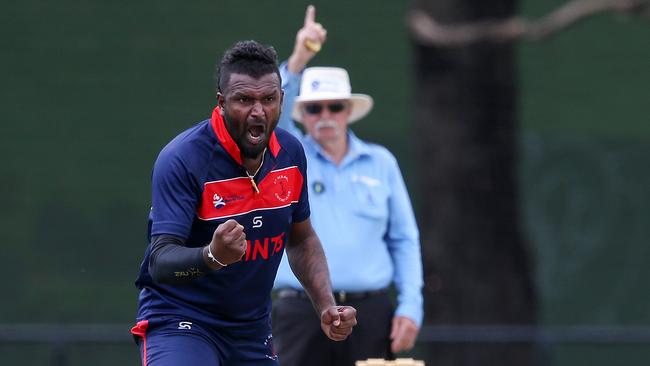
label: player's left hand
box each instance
[390,315,419,353]
[320,306,357,341]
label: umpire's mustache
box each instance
[315,119,339,131]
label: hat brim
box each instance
[291,94,373,124]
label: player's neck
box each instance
[241,149,266,177]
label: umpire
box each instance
[272,6,423,366]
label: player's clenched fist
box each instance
[320,306,357,341]
[208,219,247,266]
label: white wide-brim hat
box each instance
[291,67,374,124]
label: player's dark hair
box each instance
[216,40,281,93]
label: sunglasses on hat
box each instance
[304,102,346,115]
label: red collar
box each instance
[210,107,280,165]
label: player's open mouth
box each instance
[247,125,265,145]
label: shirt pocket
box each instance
[351,178,389,220]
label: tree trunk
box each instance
[410,0,537,364]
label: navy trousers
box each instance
[132,316,279,366]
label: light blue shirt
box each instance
[273,63,424,326]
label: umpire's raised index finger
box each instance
[304,5,316,26]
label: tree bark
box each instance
[410,0,537,364]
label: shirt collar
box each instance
[210,107,280,165]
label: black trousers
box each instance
[271,291,394,366]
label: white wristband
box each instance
[207,245,227,267]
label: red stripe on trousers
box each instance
[131,320,149,366]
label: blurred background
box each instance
[1,0,648,365]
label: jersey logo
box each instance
[243,232,285,262]
[178,321,192,330]
[252,216,263,228]
[213,194,225,208]
[264,334,278,361]
[198,166,304,221]
[273,174,291,202]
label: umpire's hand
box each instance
[320,306,357,341]
[288,5,327,73]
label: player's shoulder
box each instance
[274,127,306,159]
[156,119,216,168]
[274,127,302,149]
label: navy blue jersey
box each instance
[135,107,310,334]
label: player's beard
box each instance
[223,112,276,160]
[240,141,266,159]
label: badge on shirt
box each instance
[312,181,325,194]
